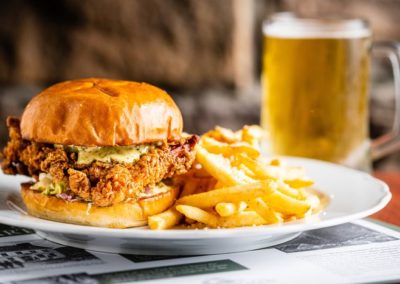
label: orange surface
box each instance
[372,172,400,226]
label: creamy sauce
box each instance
[65,144,154,164]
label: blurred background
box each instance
[0,0,399,169]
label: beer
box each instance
[261,15,372,166]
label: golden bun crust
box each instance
[21,183,179,228]
[20,78,183,146]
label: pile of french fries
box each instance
[148,125,321,230]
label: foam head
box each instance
[263,13,371,39]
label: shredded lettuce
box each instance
[31,173,66,195]
[42,182,65,195]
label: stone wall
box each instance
[0,0,254,89]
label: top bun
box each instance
[20,78,183,146]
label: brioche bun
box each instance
[20,78,183,146]
[21,183,179,228]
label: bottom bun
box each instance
[21,183,179,228]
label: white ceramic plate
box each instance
[0,157,391,255]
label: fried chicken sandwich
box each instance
[1,78,198,228]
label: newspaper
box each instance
[0,219,399,284]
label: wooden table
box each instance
[372,172,400,226]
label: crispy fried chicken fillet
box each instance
[2,117,198,207]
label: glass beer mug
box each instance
[261,13,400,171]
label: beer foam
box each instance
[263,16,371,39]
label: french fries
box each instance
[263,190,311,217]
[247,198,283,224]
[148,208,183,230]
[180,174,217,197]
[215,203,237,217]
[147,125,322,230]
[201,136,260,158]
[276,180,305,200]
[176,205,219,227]
[176,205,268,228]
[196,147,255,186]
[205,126,240,144]
[218,211,267,228]
[241,125,263,147]
[215,201,247,217]
[285,178,314,189]
[177,181,277,208]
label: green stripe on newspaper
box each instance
[94,259,247,283]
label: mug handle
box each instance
[371,41,400,160]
